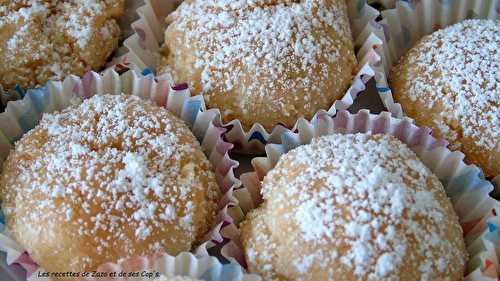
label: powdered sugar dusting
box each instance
[392,19,499,151]
[0,94,220,270]
[0,0,124,89]
[161,0,356,128]
[242,134,467,280]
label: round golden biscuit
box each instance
[389,19,499,177]
[0,0,124,90]
[159,0,357,130]
[240,133,467,280]
[0,94,220,273]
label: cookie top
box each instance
[0,0,124,89]
[390,19,499,176]
[241,133,467,280]
[0,94,220,272]
[160,0,356,130]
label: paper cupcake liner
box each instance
[0,86,24,113]
[112,0,392,153]
[0,0,142,112]
[363,0,499,119]
[27,252,260,281]
[0,0,150,112]
[0,69,244,280]
[223,110,500,280]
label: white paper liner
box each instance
[0,1,145,109]
[27,252,260,281]
[358,0,499,180]
[224,109,500,279]
[0,69,244,280]
[366,0,499,115]
[111,0,391,153]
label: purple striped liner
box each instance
[221,110,500,280]
[111,0,392,154]
[0,69,247,280]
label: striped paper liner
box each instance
[0,69,244,280]
[0,0,147,111]
[223,110,500,279]
[111,0,389,153]
[362,0,499,119]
